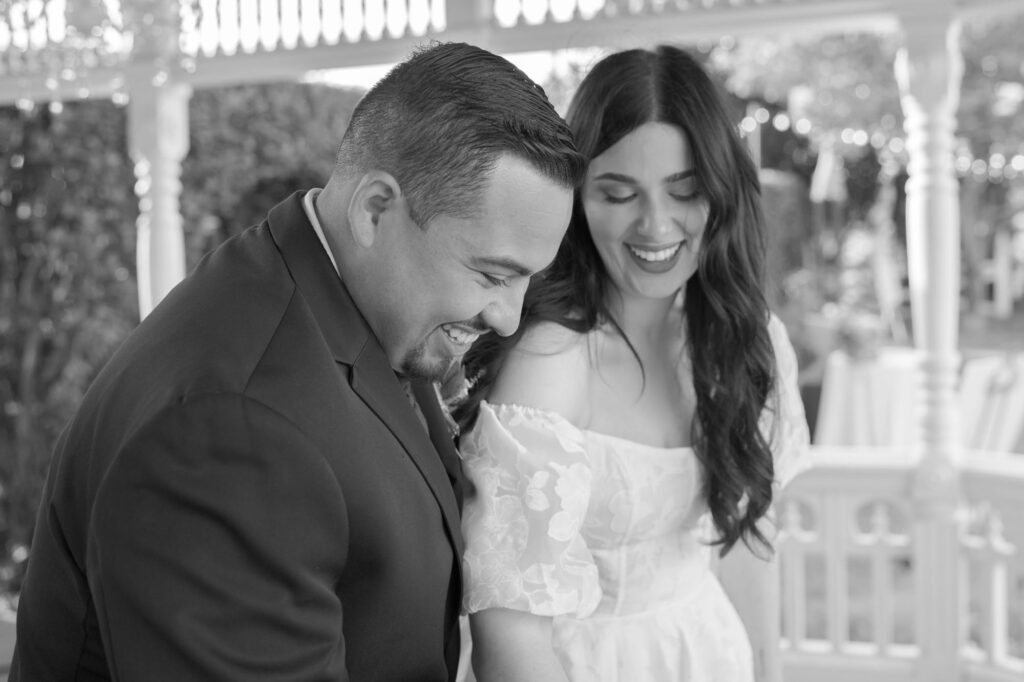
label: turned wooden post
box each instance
[895,2,965,680]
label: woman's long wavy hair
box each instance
[455,45,777,556]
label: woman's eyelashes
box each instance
[668,179,700,202]
[599,183,700,205]
[669,189,700,202]
[602,191,636,204]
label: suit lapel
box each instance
[410,381,465,511]
[349,353,464,558]
[266,192,464,560]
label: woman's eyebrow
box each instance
[591,170,696,184]
[664,170,696,183]
[591,172,637,184]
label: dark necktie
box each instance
[409,380,466,512]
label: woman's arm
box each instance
[464,323,593,682]
[714,519,782,682]
[713,315,808,681]
[470,609,569,682]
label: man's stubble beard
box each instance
[399,343,455,384]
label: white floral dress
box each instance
[459,317,811,681]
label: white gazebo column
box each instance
[127,72,191,319]
[123,0,190,320]
[894,2,965,681]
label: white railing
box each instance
[0,0,839,59]
[181,0,446,55]
[2,1,1018,101]
[779,446,1024,682]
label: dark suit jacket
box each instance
[11,193,465,681]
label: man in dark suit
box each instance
[11,42,582,681]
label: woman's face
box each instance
[581,121,708,304]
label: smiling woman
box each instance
[582,123,708,292]
[454,45,810,682]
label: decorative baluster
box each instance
[299,0,310,46]
[9,3,27,53]
[223,0,243,55]
[404,0,426,34]
[780,499,810,648]
[384,0,407,39]
[299,0,321,47]
[869,503,895,652]
[430,0,444,32]
[984,512,1013,663]
[28,0,46,50]
[363,0,384,40]
[342,0,362,43]
[198,0,219,56]
[315,0,331,45]
[239,0,260,52]
[321,0,343,42]
[825,495,848,650]
[257,0,276,50]
[543,0,557,25]
[280,0,301,47]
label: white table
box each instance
[814,346,922,448]
[815,347,1024,454]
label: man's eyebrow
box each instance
[470,256,532,277]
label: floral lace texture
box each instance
[459,404,601,617]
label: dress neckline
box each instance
[484,401,695,454]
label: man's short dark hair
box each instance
[336,42,585,226]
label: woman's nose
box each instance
[637,198,674,239]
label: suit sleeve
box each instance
[88,393,350,681]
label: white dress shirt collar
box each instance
[301,188,340,276]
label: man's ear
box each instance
[347,171,402,249]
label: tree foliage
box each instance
[716,9,1024,157]
[0,100,139,597]
[0,81,363,597]
[181,81,361,267]
[715,10,1024,317]
[718,31,903,140]
[958,11,1024,160]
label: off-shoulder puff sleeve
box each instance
[762,315,812,489]
[459,402,601,618]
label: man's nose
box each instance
[482,280,527,338]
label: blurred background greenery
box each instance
[0,81,364,606]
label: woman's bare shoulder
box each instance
[488,321,592,425]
